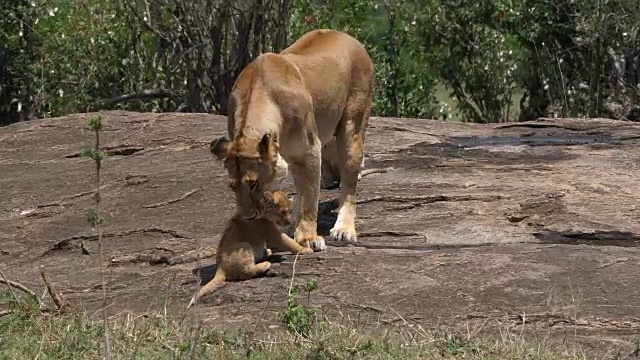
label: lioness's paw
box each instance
[330,226,357,243]
[310,236,327,252]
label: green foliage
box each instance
[86,208,103,226]
[290,0,440,119]
[2,0,639,123]
[412,0,522,123]
[277,279,318,338]
[0,0,36,124]
[85,115,103,131]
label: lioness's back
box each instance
[281,29,368,58]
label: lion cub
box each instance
[188,190,313,307]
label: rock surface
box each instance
[2,111,640,356]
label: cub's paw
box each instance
[296,235,327,252]
[329,226,357,243]
[296,246,315,255]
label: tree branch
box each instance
[87,89,176,112]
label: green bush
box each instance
[1,0,639,124]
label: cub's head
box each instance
[261,190,293,226]
[210,131,280,220]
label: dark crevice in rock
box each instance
[64,145,145,158]
[534,230,640,247]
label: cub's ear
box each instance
[272,190,292,207]
[259,131,278,161]
[210,136,231,161]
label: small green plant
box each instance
[82,114,111,359]
[0,289,40,322]
[277,279,318,338]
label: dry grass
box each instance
[0,290,598,360]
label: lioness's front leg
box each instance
[288,143,326,251]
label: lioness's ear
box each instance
[259,131,278,161]
[210,136,231,161]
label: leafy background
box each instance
[2,0,639,125]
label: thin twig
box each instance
[184,234,204,358]
[245,293,275,357]
[0,270,20,302]
[39,267,71,313]
[143,189,201,209]
[187,319,202,360]
[181,233,204,325]
[91,119,112,359]
[288,253,300,296]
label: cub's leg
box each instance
[239,261,272,280]
[286,130,326,252]
[273,233,314,255]
[330,90,372,243]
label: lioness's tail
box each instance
[187,271,227,308]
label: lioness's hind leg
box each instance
[330,91,371,243]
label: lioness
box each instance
[188,190,312,307]
[211,29,375,251]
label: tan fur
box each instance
[211,29,375,251]
[188,191,312,307]
[321,137,368,189]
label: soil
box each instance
[1,111,640,357]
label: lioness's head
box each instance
[261,190,293,226]
[210,131,280,220]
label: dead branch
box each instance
[40,268,72,313]
[372,124,444,138]
[42,227,190,257]
[173,247,217,266]
[0,270,19,301]
[357,194,503,205]
[358,231,424,238]
[87,89,176,112]
[0,272,38,299]
[359,167,391,178]
[0,270,46,309]
[143,189,201,209]
[495,122,586,131]
[109,247,179,266]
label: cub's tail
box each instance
[187,271,227,308]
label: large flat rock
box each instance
[2,111,640,356]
